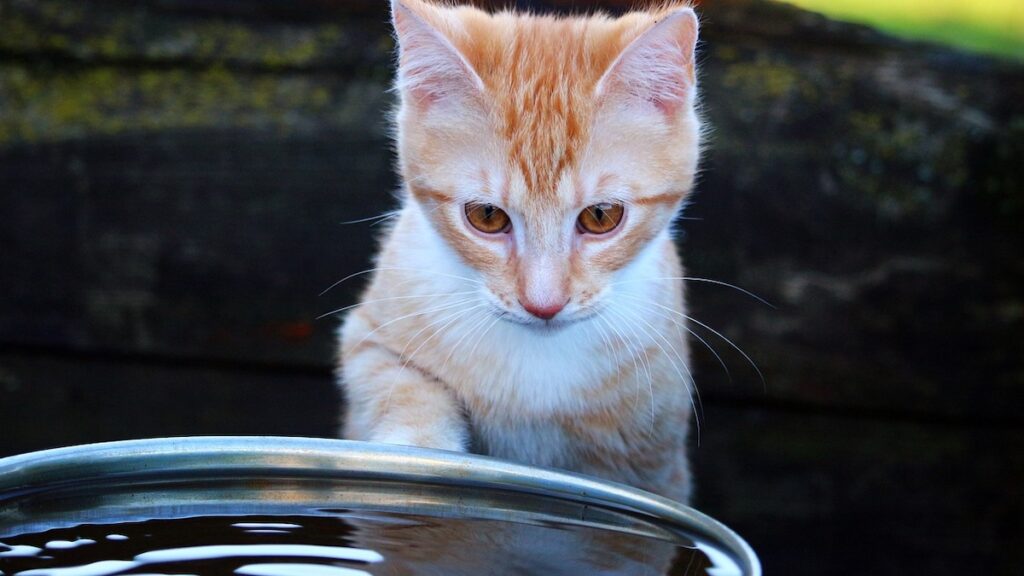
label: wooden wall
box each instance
[1,1,1022,573]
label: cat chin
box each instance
[523,319,574,333]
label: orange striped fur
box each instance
[338,0,702,503]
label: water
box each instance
[0,439,755,575]
[0,512,722,576]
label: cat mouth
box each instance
[492,309,572,330]
[530,317,574,331]
[495,306,603,332]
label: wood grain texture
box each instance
[2,0,1020,421]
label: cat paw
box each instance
[369,425,467,453]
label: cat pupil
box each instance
[484,205,495,219]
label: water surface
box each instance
[0,512,726,575]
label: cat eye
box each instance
[465,203,512,234]
[577,202,625,235]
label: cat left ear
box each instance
[391,0,485,110]
[595,9,699,117]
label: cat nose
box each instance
[519,298,567,320]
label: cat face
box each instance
[391,0,701,328]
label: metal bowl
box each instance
[0,436,760,575]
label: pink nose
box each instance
[520,299,567,320]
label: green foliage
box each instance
[781,0,1024,60]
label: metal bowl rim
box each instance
[0,436,760,575]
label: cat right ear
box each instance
[391,0,485,110]
[595,8,699,118]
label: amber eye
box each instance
[465,203,511,234]
[577,202,625,235]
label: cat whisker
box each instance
[348,296,479,353]
[320,266,483,296]
[604,306,656,433]
[370,214,401,228]
[393,304,483,372]
[466,311,503,360]
[615,300,703,443]
[610,276,775,308]
[340,210,401,226]
[316,290,478,320]
[381,306,475,413]
[619,294,732,383]
[624,294,767,389]
[596,309,644,416]
[385,304,487,413]
[438,307,494,376]
[589,313,621,385]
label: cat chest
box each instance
[466,408,646,472]
[469,417,578,469]
[467,410,687,499]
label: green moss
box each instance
[724,61,795,99]
[1,0,355,68]
[834,109,977,220]
[721,59,817,102]
[0,64,382,145]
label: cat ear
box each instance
[391,0,485,110]
[595,9,699,117]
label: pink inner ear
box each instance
[598,10,699,116]
[392,1,483,109]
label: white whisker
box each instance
[348,296,478,353]
[439,308,494,375]
[628,295,766,387]
[589,313,621,384]
[466,312,503,361]
[620,293,732,382]
[616,300,702,444]
[316,290,478,320]
[320,266,483,296]
[597,309,644,413]
[384,303,486,414]
[611,276,775,308]
[604,306,656,433]
[340,210,401,226]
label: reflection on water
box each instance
[0,512,734,576]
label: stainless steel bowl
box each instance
[0,436,760,575]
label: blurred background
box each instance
[0,0,1021,573]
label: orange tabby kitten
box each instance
[339,0,701,503]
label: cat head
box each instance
[390,0,701,327]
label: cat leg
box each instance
[340,338,469,452]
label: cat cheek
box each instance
[430,210,507,274]
[584,222,659,273]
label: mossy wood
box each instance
[2,0,1020,419]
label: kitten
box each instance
[338,0,701,503]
